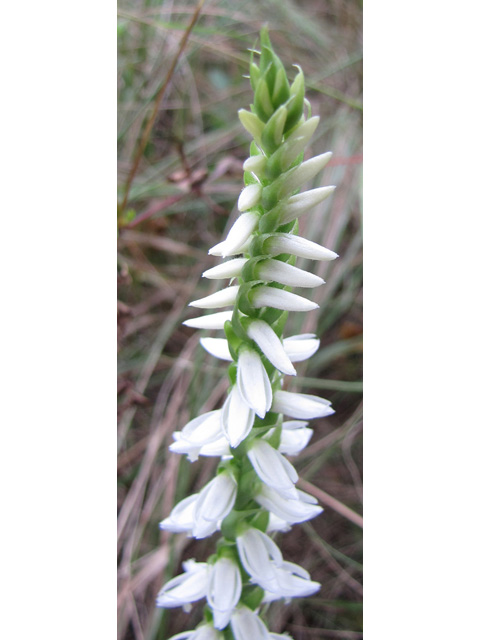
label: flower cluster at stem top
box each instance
[156,28,339,640]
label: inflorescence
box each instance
[156,28,338,640]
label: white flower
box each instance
[167,625,223,640]
[156,559,209,608]
[221,384,255,448]
[247,439,298,498]
[169,411,226,462]
[238,183,262,211]
[236,527,283,592]
[160,493,198,534]
[246,319,296,376]
[277,152,332,199]
[207,557,242,629]
[262,561,320,601]
[192,472,238,539]
[272,390,334,419]
[209,211,259,257]
[255,484,323,524]
[278,420,313,456]
[237,348,272,418]
[231,605,271,640]
[250,286,319,312]
[264,233,338,261]
[283,334,320,362]
[200,337,233,361]
[183,310,233,330]
[280,186,336,225]
[202,258,247,280]
[257,259,325,288]
[189,285,239,310]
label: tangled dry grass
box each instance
[118,1,362,638]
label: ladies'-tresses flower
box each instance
[160,472,237,538]
[207,557,242,629]
[157,559,209,609]
[272,390,335,420]
[209,211,259,258]
[193,472,237,538]
[169,410,230,462]
[157,28,340,638]
[278,420,314,456]
[236,527,283,591]
[231,606,271,640]
[247,439,298,499]
[255,484,324,524]
[221,384,255,447]
[237,348,272,418]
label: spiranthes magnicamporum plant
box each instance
[156,28,338,640]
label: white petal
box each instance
[189,286,239,309]
[250,286,319,312]
[236,528,283,591]
[231,607,271,640]
[169,438,202,462]
[281,186,336,225]
[159,494,198,533]
[238,184,262,211]
[200,338,233,361]
[203,258,247,280]
[264,233,338,261]
[257,260,325,288]
[256,485,323,524]
[283,334,320,362]
[278,426,313,456]
[246,319,296,376]
[266,513,292,533]
[156,561,209,608]
[247,440,298,498]
[180,411,223,445]
[198,436,231,458]
[183,311,233,330]
[207,558,242,630]
[273,562,321,598]
[193,474,237,538]
[237,349,272,418]
[273,390,334,419]
[209,212,259,257]
[221,385,255,448]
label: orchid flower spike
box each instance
[156,27,341,639]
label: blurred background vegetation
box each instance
[117,1,362,638]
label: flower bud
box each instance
[238,183,262,212]
[264,233,338,261]
[189,285,239,309]
[281,185,336,225]
[250,285,319,312]
[257,259,325,288]
[183,310,233,330]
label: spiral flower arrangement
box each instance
[156,28,338,640]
